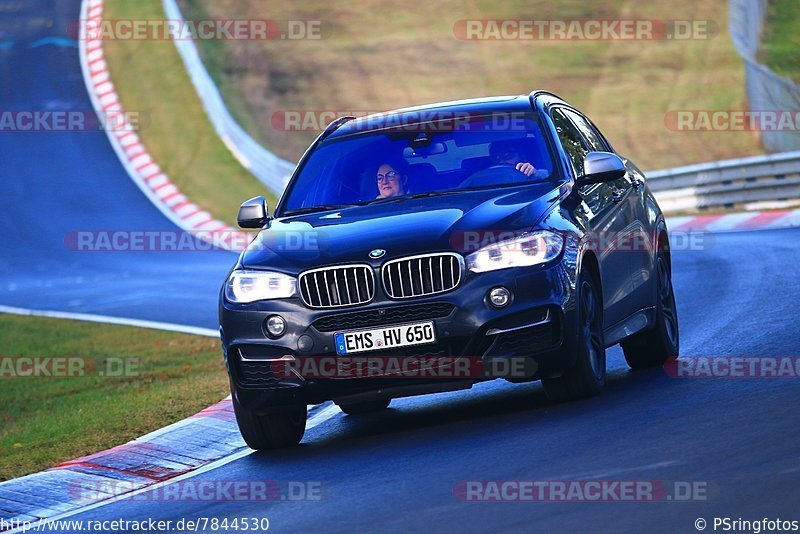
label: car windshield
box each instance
[280,113,556,215]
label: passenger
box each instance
[375,162,409,199]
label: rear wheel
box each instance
[621,249,679,369]
[337,399,391,415]
[231,390,306,450]
[542,268,606,402]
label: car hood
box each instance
[240,183,564,272]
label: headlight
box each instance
[466,231,563,273]
[225,270,297,303]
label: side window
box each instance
[563,109,607,153]
[551,108,589,177]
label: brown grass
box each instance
[180,0,765,170]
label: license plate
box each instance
[334,321,436,355]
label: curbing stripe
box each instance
[668,209,800,233]
[77,0,252,253]
[0,399,340,532]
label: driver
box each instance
[489,141,538,177]
[375,162,409,199]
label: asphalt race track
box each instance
[0,0,235,329]
[2,1,800,533]
[60,228,800,532]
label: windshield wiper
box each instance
[282,204,355,216]
[361,190,454,205]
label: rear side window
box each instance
[563,109,607,153]
[551,108,589,177]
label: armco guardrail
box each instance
[648,150,800,214]
[162,0,294,196]
[729,0,800,153]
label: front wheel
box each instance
[621,250,679,369]
[231,390,306,450]
[542,269,606,402]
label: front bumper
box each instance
[220,259,579,412]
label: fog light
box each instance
[297,334,313,352]
[265,315,286,338]
[488,287,512,308]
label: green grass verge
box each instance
[179,0,764,170]
[759,0,800,83]
[0,314,228,481]
[102,0,280,227]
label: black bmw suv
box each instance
[219,91,679,449]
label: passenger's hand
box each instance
[515,162,536,176]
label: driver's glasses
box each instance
[377,171,399,183]
[494,152,520,164]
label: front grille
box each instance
[382,253,463,299]
[238,360,283,387]
[312,302,455,332]
[299,264,374,308]
[234,345,293,387]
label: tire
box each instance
[337,399,391,415]
[231,391,306,450]
[621,249,679,369]
[542,268,606,402]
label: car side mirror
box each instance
[237,196,270,228]
[577,152,627,186]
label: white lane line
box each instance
[2,405,341,532]
[557,460,682,480]
[307,403,342,427]
[0,305,219,338]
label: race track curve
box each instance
[64,228,800,532]
[1,2,798,532]
[0,0,236,330]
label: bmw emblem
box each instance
[369,249,386,259]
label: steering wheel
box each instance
[460,164,524,189]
